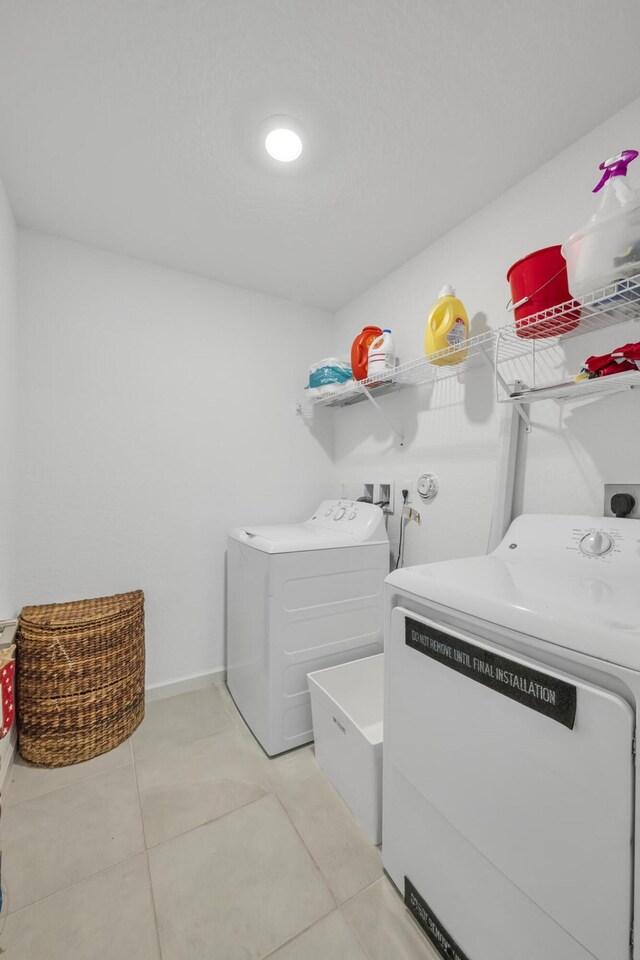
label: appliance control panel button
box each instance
[579,530,614,557]
[333,507,346,520]
[347,511,357,520]
[325,508,334,517]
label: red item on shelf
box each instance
[0,659,14,738]
[507,245,580,339]
[584,341,640,377]
[351,326,383,381]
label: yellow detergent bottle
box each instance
[425,285,469,365]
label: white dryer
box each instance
[227,500,389,756]
[383,514,640,960]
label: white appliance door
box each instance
[389,607,634,960]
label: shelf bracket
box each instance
[295,401,312,424]
[496,370,531,431]
[476,339,532,431]
[490,333,531,433]
[359,384,405,446]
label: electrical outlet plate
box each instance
[604,483,640,519]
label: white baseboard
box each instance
[145,668,226,703]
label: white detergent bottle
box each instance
[367,329,395,378]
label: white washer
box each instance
[227,499,389,756]
[383,514,640,960]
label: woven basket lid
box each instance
[19,590,144,631]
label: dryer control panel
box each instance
[492,514,640,564]
[308,500,388,543]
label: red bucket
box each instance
[507,245,580,339]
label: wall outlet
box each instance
[400,480,415,503]
[604,483,640,519]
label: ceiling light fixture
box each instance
[264,118,303,162]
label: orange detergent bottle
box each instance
[351,326,383,380]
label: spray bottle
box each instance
[562,149,640,298]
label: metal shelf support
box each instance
[495,364,531,430]
[359,383,405,446]
[477,339,532,431]
[488,380,529,552]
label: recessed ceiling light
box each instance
[265,124,303,163]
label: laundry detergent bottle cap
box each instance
[562,148,640,298]
[425,286,469,366]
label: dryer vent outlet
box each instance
[379,483,394,514]
[363,483,375,503]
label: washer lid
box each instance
[386,514,640,670]
[229,523,364,553]
[228,499,389,553]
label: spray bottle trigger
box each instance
[593,149,639,193]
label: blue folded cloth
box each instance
[308,358,353,389]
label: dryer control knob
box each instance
[347,511,357,520]
[325,508,333,517]
[333,507,346,520]
[579,530,613,557]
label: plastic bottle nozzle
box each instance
[593,149,639,193]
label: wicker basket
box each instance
[17,590,145,767]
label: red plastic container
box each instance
[507,245,580,339]
[351,326,383,380]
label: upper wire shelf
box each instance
[298,271,640,423]
[495,272,640,363]
[495,271,640,404]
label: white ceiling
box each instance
[2,1,640,310]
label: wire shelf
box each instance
[495,272,640,363]
[298,272,640,424]
[300,327,497,413]
[503,370,640,405]
[495,272,640,404]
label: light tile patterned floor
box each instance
[0,684,439,959]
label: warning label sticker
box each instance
[405,617,576,729]
[405,878,470,960]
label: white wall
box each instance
[0,176,17,618]
[12,96,640,692]
[17,231,335,689]
[0,173,18,781]
[333,97,640,566]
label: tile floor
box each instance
[0,684,438,959]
